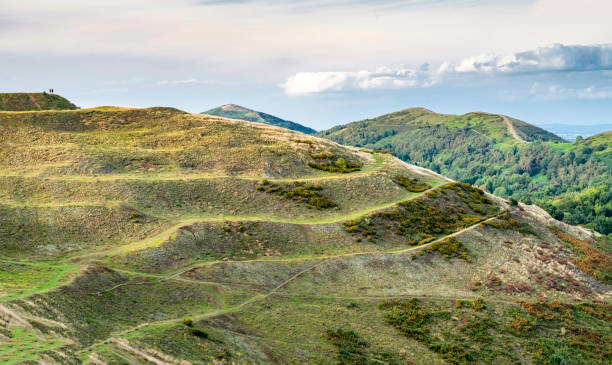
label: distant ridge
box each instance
[0,92,78,111]
[320,107,564,143]
[203,104,316,134]
[318,107,612,234]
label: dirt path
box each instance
[27,94,42,110]
[503,116,525,142]
[71,186,439,263]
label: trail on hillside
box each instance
[27,93,41,110]
[503,116,525,142]
[71,187,438,262]
[77,213,501,358]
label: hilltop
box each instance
[321,107,564,144]
[0,106,610,364]
[0,92,78,111]
[319,108,611,234]
[203,104,317,134]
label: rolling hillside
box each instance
[319,108,612,234]
[0,106,610,364]
[0,93,78,111]
[203,104,317,134]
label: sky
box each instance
[1,0,611,131]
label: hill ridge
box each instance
[203,103,317,134]
[0,92,78,111]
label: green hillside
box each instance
[0,107,610,364]
[0,92,78,111]
[319,108,611,234]
[203,104,317,134]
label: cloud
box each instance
[455,43,612,74]
[155,79,212,85]
[101,78,145,86]
[282,65,445,94]
[282,43,612,94]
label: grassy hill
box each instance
[319,108,612,234]
[0,106,610,364]
[203,104,317,134]
[0,93,77,111]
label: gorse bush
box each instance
[310,151,334,159]
[342,183,497,244]
[482,211,539,236]
[190,328,209,338]
[377,297,612,365]
[393,176,430,192]
[308,152,362,173]
[325,328,404,364]
[257,180,336,209]
[425,237,473,261]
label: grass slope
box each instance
[0,93,77,111]
[203,104,317,134]
[0,106,609,364]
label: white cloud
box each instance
[455,44,612,74]
[282,43,612,94]
[282,65,443,94]
[156,79,211,85]
[528,84,612,100]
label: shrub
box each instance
[425,237,472,261]
[308,153,362,173]
[549,226,612,283]
[258,182,337,209]
[393,176,430,192]
[379,298,430,341]
[311,151,334,159]
[191,328,209,338]
[335,157,347,169]
[508,308,536,335]
[472,298,486,311]
[549,354,565,365]
[325,329,368,364]
[294,139,313,145]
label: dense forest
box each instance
[320,109,612,235]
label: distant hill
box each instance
[0,92,78,111]
[321,107,564,144]
[203,104,316,134]
[319,107,611,234]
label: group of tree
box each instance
[320,115,611,235]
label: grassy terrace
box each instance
[0,106,450,296]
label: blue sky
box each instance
[1,0,611,130]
